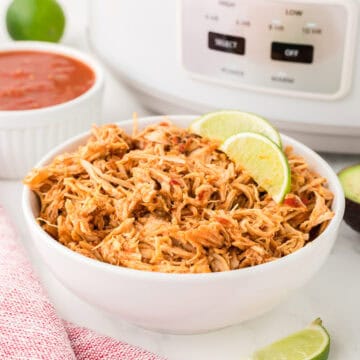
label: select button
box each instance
[271,42,313,64]
[208,32,245,55]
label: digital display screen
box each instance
[208,32,245,55]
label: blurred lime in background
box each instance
[6,0,65,42]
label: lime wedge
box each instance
[190,110,281,147]
[249,319,330,360]
[220,132,290,203]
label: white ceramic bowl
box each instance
[22,115,345,334]
[0,41,104,179]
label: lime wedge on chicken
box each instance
[220,132,290,203]
[190,110,282,147]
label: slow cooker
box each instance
[88,0,360,153]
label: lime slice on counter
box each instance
[249,318,330,360]
[6,0,65,42]
[220,132,290,203]
[190,110,282,147]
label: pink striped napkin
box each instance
[0,207,164,360]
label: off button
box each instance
[271,42,313,64]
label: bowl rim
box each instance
[0,41,104,121]
[22,115,345,281]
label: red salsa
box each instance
[0,50,95,110]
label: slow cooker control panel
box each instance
[180,0,358,99]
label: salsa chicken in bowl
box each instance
[22,115,344,333]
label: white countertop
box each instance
[1,1,360,359]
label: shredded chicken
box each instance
[24,121,334,273]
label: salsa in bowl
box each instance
[0,41,104,179]
[0,50,95,111]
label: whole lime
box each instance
[6,0,65,42]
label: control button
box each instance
[269,19,284,31]
[271,72,295,84]
[236,19,251,27]
[208,32,245,55]
[303,22,322,34]
[205,13,219,22]
[221,65,244,77]
[271,42,313,64]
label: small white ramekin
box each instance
[0,41,104,179]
